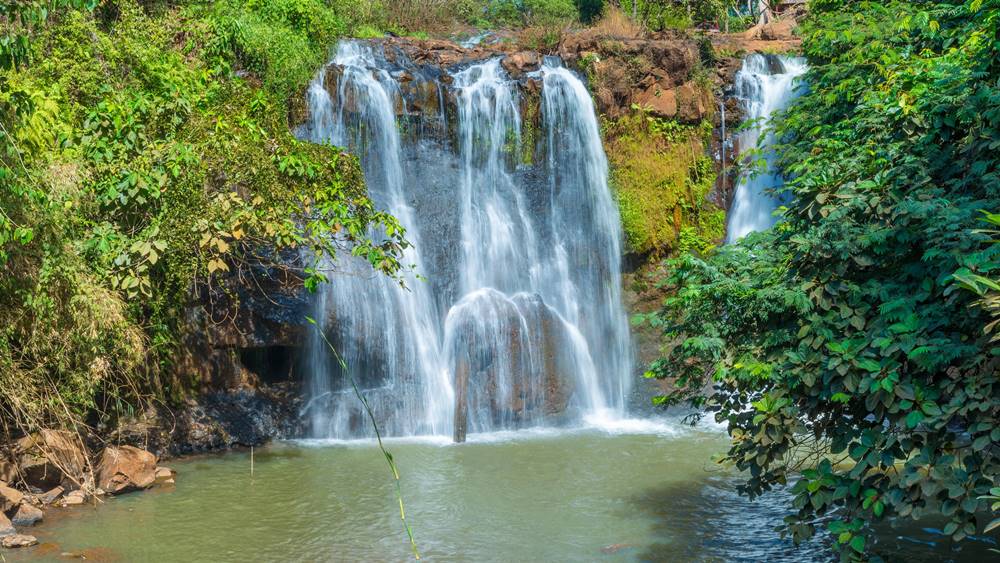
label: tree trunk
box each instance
[757,0,773,25]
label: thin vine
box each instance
[306,316,420,560]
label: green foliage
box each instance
[486,0,581,26]
[352,0,587,35]
[201,0,347,98]
[619,0,728,30]
[575,0,605,23]
[646,0,1000,558]
[605,110,722,256]
[982,487,1000,534]
[0,0,99,69]
[0,0,407,431]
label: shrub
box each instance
[645,0,1000,558]
[0,0,407,434]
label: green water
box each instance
[9,423,995,562]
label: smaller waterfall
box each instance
[725,54,807,242]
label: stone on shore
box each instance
[0,482,24,513]
[11,503,43,527]
[2,534,38,548]
[0,512,14,537]
[38,486,64,505]
[95,446,157,494]
[61,490,86,506]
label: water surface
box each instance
[12,422,993,562]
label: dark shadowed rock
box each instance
[95,446,156,495]
[6,430,87,491]
[111,383,304,458]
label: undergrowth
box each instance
[0,0,407,436]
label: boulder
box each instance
[95,446,157,494]
[0,512,13,537]
[675,81,713,123]
[8,430,88,490]
[61,490,86,506]
[760,19,796,41]
[11,503,42,527]
[37,486,63,505]
[634,85,678,118]
[154,467,174,479]
[501,51,540,79]
[0,482,24,513]
[1,534,38,548]
[446,290,574,437]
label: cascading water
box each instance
[300,42,452,438]
[298,42,632,440]
[725,54,807,242]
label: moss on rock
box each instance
[604,111,723,257]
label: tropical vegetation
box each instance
[0,0,410,432]
[644,0,1000,558]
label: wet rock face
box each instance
[447,291,575,437]
[178,257,313,392]
[318,34,713,128]
[111,384,305,458]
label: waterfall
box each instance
[725,54,807,242]
[298,41,632,440]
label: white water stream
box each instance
[725,54,807,242]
